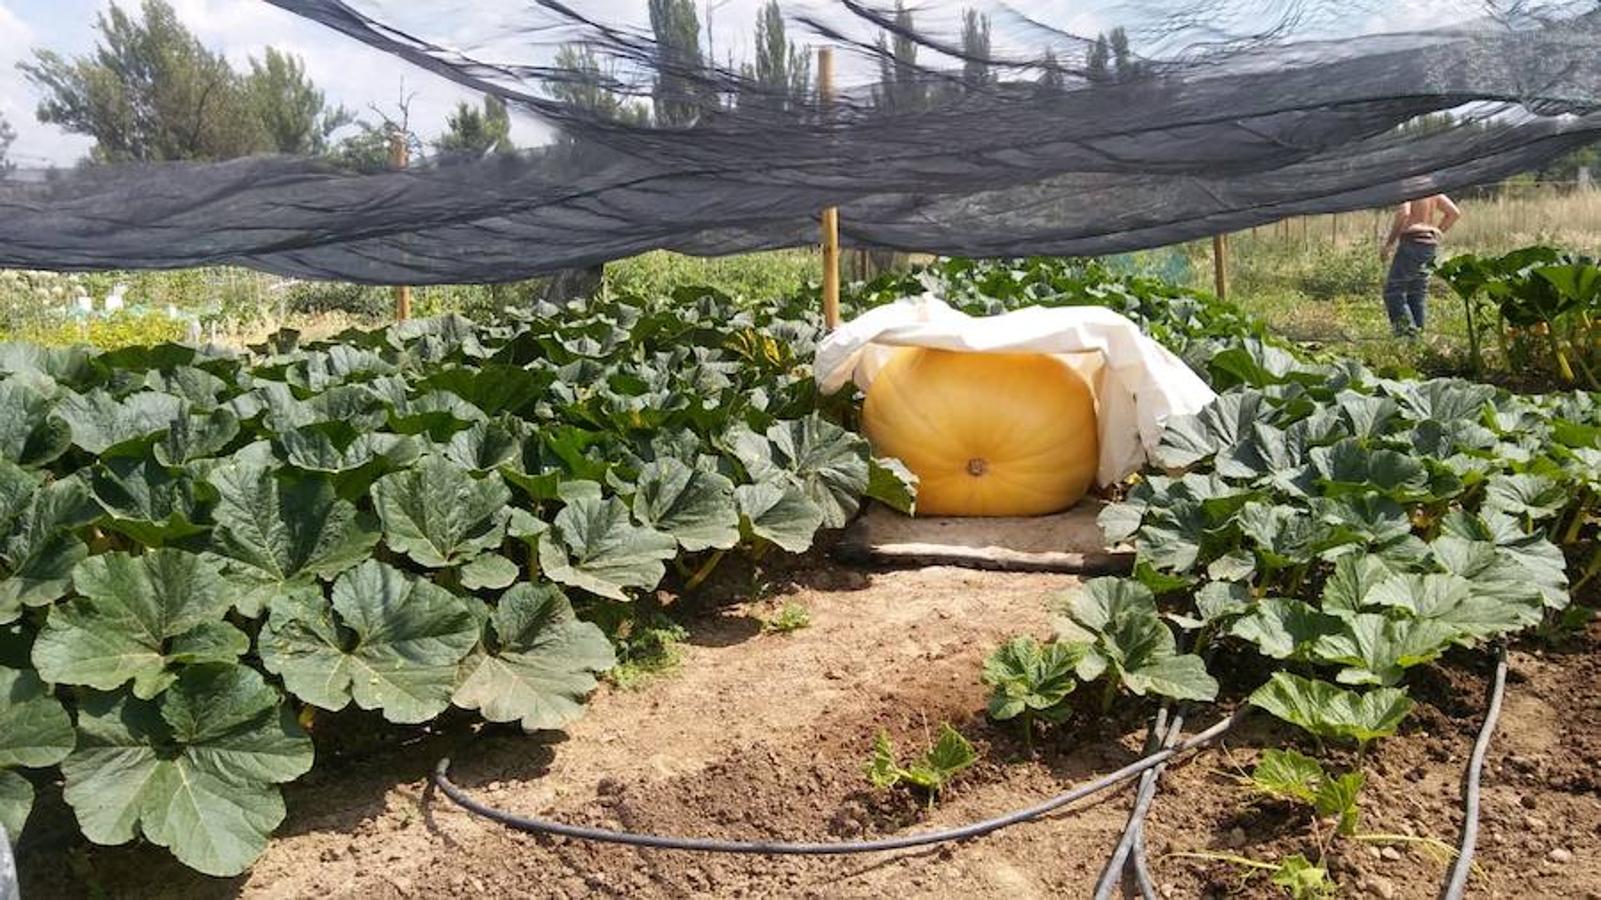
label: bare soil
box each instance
[17,563,1601,899]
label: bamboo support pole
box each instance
[819,47,841,330]
[388,129,412,321]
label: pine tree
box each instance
[648,0,707,127]
[0,114,14,176]
[1087,34,1111,84]
[1037,49,1065,94]
[245,48,352,155]
[433,94,514,157]
[1110,27,1137,81]
[874,2,925,112]
[21,0,345,162]
[747,0,811,113]
[961,9,993,90]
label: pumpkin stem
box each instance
[966,458,988,477]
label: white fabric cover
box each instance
[815,295,1218,486]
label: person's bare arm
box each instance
[1435,194,1461,233]
[1382,201,1411,258]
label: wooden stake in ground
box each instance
[819,46,841,330]
[1212,233,1229,301]
[388,128,413,321]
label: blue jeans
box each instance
[1383,238,1437,335]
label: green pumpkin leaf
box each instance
[1053,578,1218,702]
[152,407,240,467]
[1320,555,1394,614]
[451,582,616,731]
[59,664,313,877]
[735,478,824,553]
[438,419,525,473]
[0,379,71,469]
[536,496,677,600]
[1483,473,1568,522]
[865,457,918,515]
[258,561,480,723]
[459,553,519,591]
[1311,613,1458,686]
[981,637,1083,721]
[54,389,184,456]
[631,458,739,552]
[279,426,420,476]
[206,450,378,617]
[765,415,870,530]
[371,455,510,568]
[1362,572,1543,641]
[0,665,75,838]
[1,468,98,623]
[1249,748,1323,804]
[33,550,241,699]
[1230,598,1342,661]
[1248,672,1414,744]
[1,768,32,841]
[89,457,206,547]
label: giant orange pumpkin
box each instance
[862,348,1099,517]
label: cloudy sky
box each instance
[0,0,1485,167]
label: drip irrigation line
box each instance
[1132,826,1159,900]
[1440,643,1508,900]
[432,708,1248,856]
[1093,705,1186,900]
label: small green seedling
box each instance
[981,636,1082,749]
[1167,851,1332,900]
[1249,748,1364,836]
[762,601,811,634]
[865,723,977,809]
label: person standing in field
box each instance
[1380,193,1461,337]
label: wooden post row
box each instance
[818,47,841,331]
[388,129,413,321]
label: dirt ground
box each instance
[17,562,1601,899]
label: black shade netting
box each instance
[3,0,1601,284]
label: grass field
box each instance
[1183,185,1601,376]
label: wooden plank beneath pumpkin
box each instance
[835,502,1134,574]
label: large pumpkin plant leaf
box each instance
[371,455,510,568]
[33,549,244,699]
[258,561,480,723]
[1362,572,1543,641]
[1053,578,1218,702]
[89,457,207,547]
[864,457,918,515]
[59,664,314,877]
[1230,597,1342,661]
[1,466,99,623]
[765,415,871,530]
[152,407,240,467]
[0,379,71,469]
[631,458,739,552]
[53,389,185,457]
[1310,613,1458,686]
[452,582,616,731]
[734,478,825,553]
[0,666,76,838]
[1248,672,1414,745]
[536,495,677,600]
[206,450,379,617]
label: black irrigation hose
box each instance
[1131,825,1159,900]
[1093,705,1186,900]
[432,708,1248,856]
[1440,643,1509,900]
